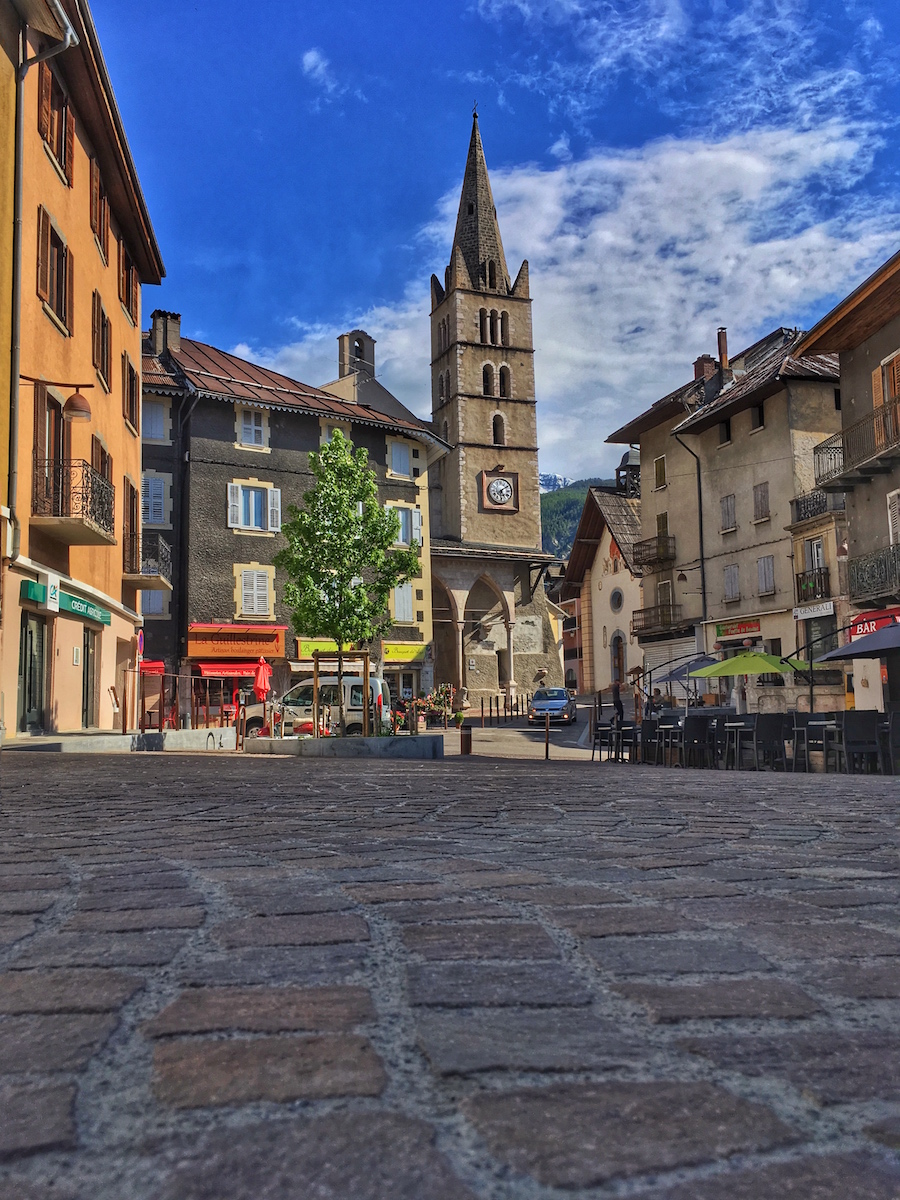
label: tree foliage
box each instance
[274,430,421,732]
[541,477,613,559]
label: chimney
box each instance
[150,310,181,356]
[693,354,716,380]
[717,326,729,371]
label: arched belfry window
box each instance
[488,260,497,290]
[482,364,494,396]
[490,310,499,345]
[492,414,505,446]
[501,311,509,346]
[499,366,510,398]
[443,420,449,442]
[353,338,364,362]
[444,370,451,398]
[438,374,445,401]
[479,309,488,343]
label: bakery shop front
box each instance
[186,623,289,703]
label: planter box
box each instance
[245,734,444,759]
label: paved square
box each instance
[1,753,899,1198]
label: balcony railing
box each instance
[795,567,831,604]
[848,544,900,604]
[123,531,173,588]
[631,603,687,636]
[789,490,846,525]
[814,400,900,488]
[31,457,115,544]
[632,534,676,571]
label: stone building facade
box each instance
[429,115,561,702]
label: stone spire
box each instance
[451,114,511,294]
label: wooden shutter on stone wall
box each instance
[872,366,884,409]
[64,246,73,334]
[36,207,51,300]
[889,491,900,546]
[33,382,47,460]
[891,356,900,401]
[38,63,51,141]
[64,108,75,186]
[121,354,128,421]
[91,291,101,368]
[90,159,100,236]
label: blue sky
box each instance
[96,0,900,478]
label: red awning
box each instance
[140,660,166,675]
[197,662,261,678]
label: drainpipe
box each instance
[673,432,707,629]
[8,3,79,561]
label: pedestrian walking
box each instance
[611,679,624,726]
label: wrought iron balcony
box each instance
[795,567,831,604]
[631,603,687,636]
[789,490,846,525]
[31,457,115,545]
[632,534,676,571]
[123,532,173,591]
[814,401,900,489]
[848,544,900,604]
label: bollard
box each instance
[459,723,473,755]
[545,712,550,760]
[481,698,484,728]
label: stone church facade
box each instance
[429,115,563,702]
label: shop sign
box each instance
[187,625,285,658]
[38,572,60,612]
[295,638,353,660]
[793,600,834,621]
[383,642,427,663]
[715,619,761,638]
[59,591,110,625]
[849,606,900,640]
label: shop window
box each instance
[227,482,281,532]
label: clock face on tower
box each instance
[487,477,513,505]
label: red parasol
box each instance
[252,656,273,704]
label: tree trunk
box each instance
[337,647,346,736]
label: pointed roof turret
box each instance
[451,114,511,294]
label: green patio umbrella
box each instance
[688,651,808,678]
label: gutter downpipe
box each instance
[673,432,708,632]
[8,2,79,562]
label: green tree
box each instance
[274,430,421,734]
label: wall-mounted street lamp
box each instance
[21,374,93,421]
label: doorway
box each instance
[82,628,98,728]
[17,612,46,732]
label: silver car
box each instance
[528,687,578,725]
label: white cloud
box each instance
[239,119,899,479]
[302,48,338,94]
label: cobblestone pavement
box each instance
[1,753,899,1200]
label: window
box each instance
[117,238,139,324]
[122,354,139,431]
[393,581,413,623]
[482,364,494,396]
[124,476,138,571]
[753,481,770,521]
[492,414,505,446]
[142,476,166,525]
[91,436,112,482]
[390,441,411,476]
[89,159,109,260]
[757,554,775,595]
[500,311,509,346]
[657,579,673,607]
[490,310,499,344]
[804,536,825,571]
[37,208,73,331]
[143,400,166,441]
[479,309,488,343]
[889,490,900,545]
[240,408,264,447]
[751,402,765,430]
[38,63,74,182]
[656,511,669,537]
[240,569,271,617]
[499,365,510,398]
[488,260,497,289]
[142,590,164,616]
[438,374,444,401]
[720,493,736,531]
[91,292,111,385]
[719,418,731,445]
[724,564,740,601]
[391,505,422,547]
[834,388,841,411]
[654,456,666,489]
[227,482,281,532]
[610,588,624,612]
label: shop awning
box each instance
[197,662,261,678]
[140,660,166,675]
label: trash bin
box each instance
[459,723,473,755]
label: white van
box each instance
[244,675,392,737]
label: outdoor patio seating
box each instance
[750,712,788,771]
[723,713,756,769]
[679,714,716,768]
[639,718,659,764]
[880,711,900,775]
[834,710,885,774]
[612,721,640,763]
[592,720,615,762]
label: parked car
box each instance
[527,687,578,725]
[243,675,392,737]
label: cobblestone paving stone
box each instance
[0,753,899,1198]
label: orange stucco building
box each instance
[0,0,163,739]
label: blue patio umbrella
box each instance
[816,618,900,662]
[654,655,718,685]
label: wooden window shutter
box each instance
[255,571,269,615]
[412,507,423,546]
[64,245,73,334]
[267,488,281,532]
[121,354,128,419]
[227,484,241,528]
[33,382,47,460]
[889,491,900,546]
[64,107,75,186]
[101,194,109,260]
[130,271,139,324]
[133,365,140,434]
[872,365,884,409]
[891,357,900,402]
[36,206,51,300]
[90,160,100,236]
[91,435,101,474]
[104,313,111,383]
[241,570,256,614]
[117,238,125,303]
[91,291,100,367]
[38,63,51,141]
